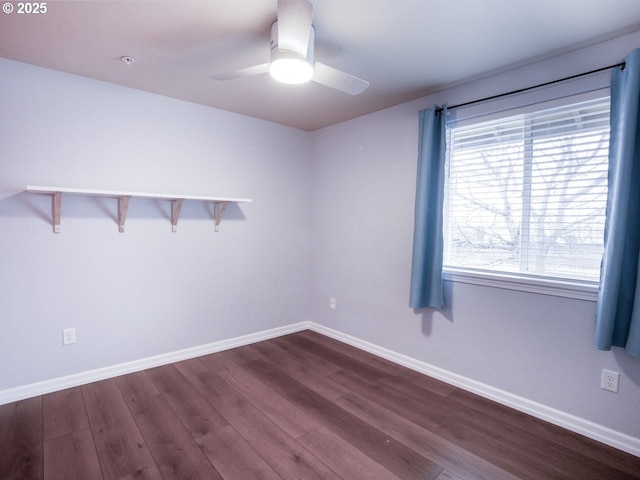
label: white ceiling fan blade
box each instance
[211,63,270,81]
[312,62,370,95]
[277,0,313,57]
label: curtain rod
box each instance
[444,62,626,111]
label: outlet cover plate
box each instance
[601,369,619,393]
[63,328,76,345]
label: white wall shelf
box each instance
[26,186,252,233]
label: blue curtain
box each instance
[595,49,640,357]
[409,106,447,309]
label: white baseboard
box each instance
[2,319,638,458]
[307,322,640,458]
[0,322,309,406]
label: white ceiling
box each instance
[2,0,640,131]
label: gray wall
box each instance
[310,31,640,439]
[0,59,312,390]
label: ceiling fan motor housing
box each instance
[270,21,315,66]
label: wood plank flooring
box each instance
[1,330,640,480]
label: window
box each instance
[444,97,610,292]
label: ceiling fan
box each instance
[211,0,369,95]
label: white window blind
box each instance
[444,97,610,283]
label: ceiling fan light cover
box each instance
[270,57,314,84]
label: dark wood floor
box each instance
[2,330,640,480]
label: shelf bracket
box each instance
[213,201,229,232]
[118,196,130,233]
[52,192,61,233]
[171,199,183,233]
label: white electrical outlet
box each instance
[329,297,336,310]
[601,369,619,393]
[62,328,76,345]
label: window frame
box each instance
[442,86,611,301]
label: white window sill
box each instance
[442,267,599,301]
